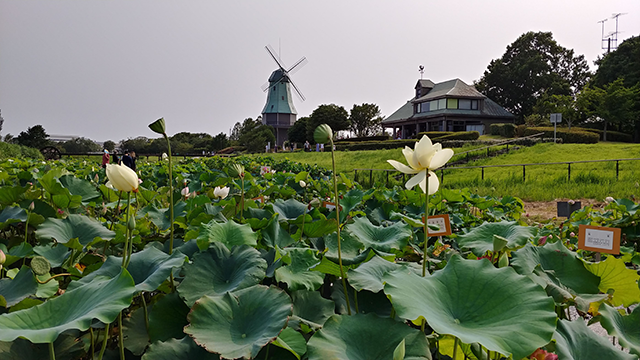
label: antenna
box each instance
[418,65,424,79]
[600,13,627,52]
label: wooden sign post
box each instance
[424,214,452,237]
[578,224,621,255]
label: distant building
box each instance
[382,78,514,138]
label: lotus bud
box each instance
[29,202,35,211]
[492,234,509,253]
[569,232,575,237]
[127,215,136,231]
[568,199,575,205]
[181,187,189,197]
[310,198,321,208]
[31,256,51,276]
[213,186,230,199]
[0,249,6,266]
[229,164,245,178]
[498,252,509,268]
[162,153,168,161]
[149,118,167,135]
[94,174,100,183]
[314,124,333,144]
[299,180,306,188]
[605,196,615,203]
[105,163,139,192]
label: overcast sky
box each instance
[1,1,639,143]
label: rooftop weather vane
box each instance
[418,64,424,79]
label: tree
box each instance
[229,122,242,142]
[592,36,640,89]
[16,125,50,149]
[349,103,383,137]
[287,117,308,144]
[60,137,101,153]
[103,140,116,151]
[236,118,275,152]
[475,31,590,122]
[306,104,350,142]
[209,133,229,151]
[0,110,4,139]
[120,137,151,153]
[533,94,580,129]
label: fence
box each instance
[354,158,640,188]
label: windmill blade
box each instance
[261,81,271,92]
[287,57,308,75]
[289,78,306,102]
[265,44,287,70]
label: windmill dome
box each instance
[269,69,290,83]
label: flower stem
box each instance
[122,192,131,268]
[118,312,124,360]
[141,292,149,333]
[97,323,109,360]
[90,327,95,360]
[423,174,430,277]
[330,139,350,315]
[49,342,56,360]
[240,177,245,219]
[166,134,174,254]
[452,337,459,360]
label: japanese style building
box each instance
[382,78,514,138]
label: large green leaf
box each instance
[123,308,150,356]
[598,304,640,356]
[323,231,366,265]
[0,266,38,307]
[33,243,70,268]
[456,221,535,256]
[384,255,556,360]
[303,218,338,238]
[289,290,335,331]
[148,293,190,343]
[58,175,101,203]
[275,248,324,291]
[554,319,637,360]
[142,336,220,360]
[348,255,406,293]
[261,216,295,249]
[271,198,308,221]
[184,285,292,359]
[0,206,27,230]
[0,269,135,343]
[0,334,88,360]
[196,219,258,250]
[307,313,431,360]
[512,242,600,294]
[345,216,412,253]
[138,202,188,231]
[177,243,267,307]
[586,256,640,307]
[36,214,115,248]
[68,246,185,293]
[272,327,307,360]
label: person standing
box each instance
[122,150,133,169]
[129,151,137,171]
[112,151,120,164]
[101,149,110,168]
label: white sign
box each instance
[550,113,562,123]
[584,228,614,251]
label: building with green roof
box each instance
[382,78,514,138]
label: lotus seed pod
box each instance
[313,124,333,144]
[31,256,51,276]
[148,117,166,135]
[0,249,6,265]
[492,234,509,253]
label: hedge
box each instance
[522,127,599,144]
[0,142,44,160]
[489,123,517,138]
[335,139,416,151]
[415,131,455,140]
[436,131,480,141]
[573,128,633,143]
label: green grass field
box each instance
[255,142,640,201]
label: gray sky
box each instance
[1,1,639,143]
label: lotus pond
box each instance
[0,155,639,360]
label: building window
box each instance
[281,96,284,100]
[438,99,446,110]
[447,99,458,109]
[459,99,471,109]
[471,100,479,110]
[272,87,276,91]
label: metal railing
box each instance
[354,158,640,188]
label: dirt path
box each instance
[523,199,605,220]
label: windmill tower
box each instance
[261,45,307,146]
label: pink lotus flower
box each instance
[538,236,548,246]
[529,348,558,360]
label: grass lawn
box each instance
[255,142,640,201]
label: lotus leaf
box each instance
[138,202,188,231]
[272,198,308,221]
[511,242,600,294]
[346,216,412,253]
[383,255,556,360]
[36,214,115,247]
[33,243,70,268]
[0,268,135,343]
[332,281,393,317]
[275,248,324,291]
[0,334,88,360]
[598,304,640,356]
[178,243,267,306]
[261,216,295,248]
[289,290,335,330]
[554,319,637,360]
[0,266,38,307]
[586,256,640,307]
[322,231,366,265]
[148,292,190,343]
[307,313,431,360]
[456,220,535,256]
[272,327,307,360]
[196,219,258,250]
[142,336,220,360]
[0,206,27,230]
[59,174,101,203]
[123,308,150,356]
[347,255,405,292]
[184,285,292,359]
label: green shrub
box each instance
[0,142,44,160]
[335,139,416,151]
[522,127,599,144]
[415,131,455,140]
[489,123,517,138]
[437,131,480,141]
[573,128,633,143]
[516,125,527,137]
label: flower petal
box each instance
[427,171,440,195]
[402,147,420,170]
[429,148,454,170]
[405,170,426,190]
[414,136,437,169]
[387,160,419,174]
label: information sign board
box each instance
[550,113,562,123]
[578,224,621,254]
[422,214,452,236]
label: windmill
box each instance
[260,44,307,146]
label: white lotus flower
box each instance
[299,180,306,188]
[181,187,189,197]
[605,196,615,203]
[213,186,229,199]
[162,153,168,161]
[105,163,139,192]
[387,135,453,195]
